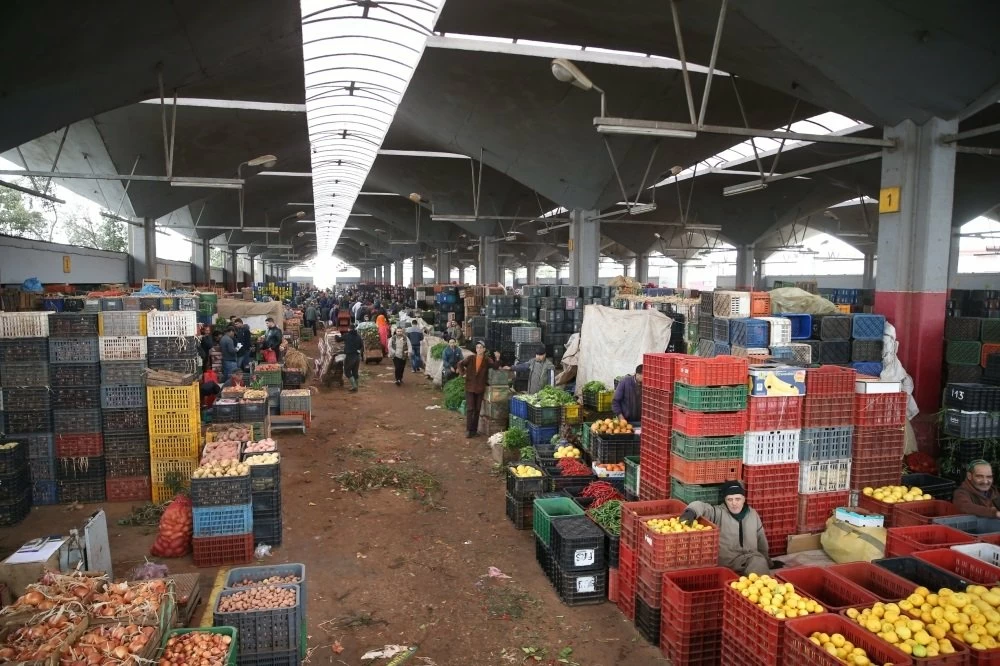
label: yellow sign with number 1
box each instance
[879,186,901,213]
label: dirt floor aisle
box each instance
[0,341,665,665]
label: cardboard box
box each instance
[0,539,65,597]
[748,364,807,396]
[855,377,902,393]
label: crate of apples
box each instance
[590,418,634,436]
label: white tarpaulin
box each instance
[575,305,673,395]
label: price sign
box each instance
[573,549,595,567]
[575,576,596,593]
[879,186,901,213]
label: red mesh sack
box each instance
[150,495,193,558]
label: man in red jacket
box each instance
[459,340,501,438]
[952,460,1000,518]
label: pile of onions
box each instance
[0,610,85,663]
[217,586,295,612]
[89,580,169,621]
[61,624,156,665]
[159,631,232,666]
[6,573,105,613]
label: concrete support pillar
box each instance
[128,217,157,283]
[394,260,404,286]
[569,209,599,286]
[753,257,765,290]
[228,250,238,292]
[436,249,450,284]
[412,256,423,286]
[479,237,499,285]
[458,264,466,284]
[635,254,649,284]
[875,117,957,412]
[622,261,629,277]
[526,262,538,285]
[191,239,210,285]
[734,244,754,290]
[947,231,961,290]
[249,257,255,285]
[862,252,876,290]
[676,259,688,289]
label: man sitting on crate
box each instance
[504,345,554,394]
[953,460,1000,518]
[612,364,643,423]
[679,481,775,576]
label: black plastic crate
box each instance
[0,490,31,526]
[811,315,852,341]
[817,340,851,364]
[873,556,969,591]
[213,401,240,423]
[63,298,85,313]
[0,363,49,388]
[944,409,1000,439]
[51,386,101,410]
[713,317,730,343]
[506,464,548,498]
[945,316,982,341]
[932,514,1000,536]
[0,469,29,502]
[56,455,105,481]
[54,409,101,434]
[147,336,200,359]
[139,297,160,311]
[102,408,148,433]
[104,443,151,478]
[547,471,597,495]
[987,354,1000,386]
[5,410,52,434]
[602,524,620,568]
[240,401,267,423]
[5,432,53,461]
[48,337,99,364]
[49,363,101,388]
[29,456,55,482]
[535,535,556,583]
[900,473,956,501]
[147,357,201,375]
[191,474,252,507]
[949,363,984,384]
[0,338,47,363]
[2,388,51,412]
[100,384,146,409]
[213,584,300,653]
[506,493,533,529]
[851,339,883,362]
[0,440,28,475]
[635,595,661,646]
[550,515,606,571]
[101,360,148,385]
[57,479,105,504]
[249,458,280,493]
[48,313,99,337]
[591,434,641,464]
[551,560,607,606]
[945,383,1000,411]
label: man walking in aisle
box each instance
[406,319,425,373]
[459,340,501,438]
[260,317,283,363]
[343,324,363,392]
[220,326,238,383]
[388,326,414,385]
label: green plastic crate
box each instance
[459,400,466,417]
[532,497,584,546]
[983,319,1000,344]
[624,455,640,495]
[673,383,748,412]
[509,415,527,431]
[671,432,745,460]
[946,340,982,366]
[670,478,723,505]
[581,423,593,451]
[161,627,237,666]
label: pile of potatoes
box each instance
[217,585,296,612]
[201,441,241,464]
[243,438,277,454]
[244,453,279,466]
[242,389,268,400]
[210,425,252,442]
[192,459,248,479]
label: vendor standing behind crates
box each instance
[504,345,554,394]
[612,364,643,422]
[459,340,501,439]
[679,481,774,576]
[260,317,283,363]
[952,460,1000,518]
[220,327,238,383]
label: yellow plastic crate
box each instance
[148,409,200,437]
[836,304,852,314]
[150,432,201,460]
[597,391,613,412]
[150,457,197,487]
[147,383,200,412]
[562,403,582,424]
[152,481,191,504]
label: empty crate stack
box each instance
[50,311,105,504]
[0,312,55,509]
[808,313,853,367]
[249,443,283,548]
[660,566,737,665]
[639,353,681,501]
[99,310,150,502]
[670,356,748,510]
[944,315,1000,384]
[943,382,1000,469]
[434,286,461,335]
[147,310,201,376]
[190,440,254,567]
[850,313,887,377]
[853,380,907,493]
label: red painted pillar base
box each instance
[874,290,946,414]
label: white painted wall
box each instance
[0,234,128,285]
[156,259,193,283]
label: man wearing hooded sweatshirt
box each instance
[679,481,773,576]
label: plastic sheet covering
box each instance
[422,334,472,387]
[880,321,920,453]
[574,305,673,396]
[768,287,839,315]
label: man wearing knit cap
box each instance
[679,480,772,576]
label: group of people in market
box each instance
[198,317,285,384]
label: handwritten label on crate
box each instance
[573,549,596,567]
[575,576,596,594]
[645,535,653,546]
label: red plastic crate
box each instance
[661,629,724,666]
[722,584,823,666]
[893,500,963,527]
[914,548,1000,585]
[55,433,103,458]
[105,475,152,502]
[661,566,737,641]
[743,462,799,499]
[640,386,672,423]
[784,614,914,666]
[674,356,749,387]
[850,453,902,490]
[838,608,970,666]
[984,343,1000,367]
[827,561,916,602]
[776,565,881,611]
[640,420,670,457]
[804,365,856,396]
[885,524,978,556]
[282,410,312,427]
[746,396,803,431]
[617,543,637,620]
[191,532,254,567]
[755,495,798,535]
[797,490,849,532]
[643,353,684,391]
[621,499,687,551]
[769,531,793,557]
[638,515,719,571]
[636,562,664,606]
[853,425,905,459]
[857,494,923,527]
[750,292,770,317]
[854,392,908,427]
[672,406,748,436]
[608,567,618,603]
[802,394,854,427]
[671,454,742,485]
[721,633,769,666]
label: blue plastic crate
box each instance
[851,361,883,377]
[527,422,558,445]
[509,396,529,419]
[31,479,58,505]
[769,346,794,360]
[42,298,65,312]
[193,503,254,537]
[729,318,769,347]
[852,314,886,340]
[777,313,812,340]
[713,318,730,343]
[714,342,731,356]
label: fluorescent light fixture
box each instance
[286,202,315,206]
[247,154,278,167]
[684,224,723,231]
[169,181,242,190]
[722,181,768,197]
[378,150,469,159]
[348,214,373,217]
[596,124,697,139]
[259,171,310,177]
[141,98,306,112]
[536,228,549,236]
[431,214,478,223]
[360,192,402,196]
[197,226,282,231]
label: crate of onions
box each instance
[0,610,89,665]
[89,579,176,638]
[61,622,160,666]
[212,584,300,654]
[159,626,236,666]
[240,439,277,460]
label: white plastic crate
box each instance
[951,542,1000,567]
[743,429,800,464]
[99,335,148,361]
[713,291,751,318]
[0,312,52,337]
[760,317,792,346]
[799,458,851,493]
[146,310,197,337]
[731,346,769,359]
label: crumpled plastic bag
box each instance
[21,278,43,293]
[768,287,839,315]
[820,516,887,563]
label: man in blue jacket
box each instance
[442,337,463,383]
[612,364,643,422]
[406,321,425,373]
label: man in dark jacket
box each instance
[953,460,1000,518]
[506,346,554,394]
[442,338,463,383]
[680,481,773,576]
[232,318,252,371]
[459,340,501,438]
[405,321,424,373]
[343,324,363,392]
[261,317,283,361]
[612,364,643,422]
[220,327,238,383]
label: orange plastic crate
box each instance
[750,292,770,317]
[983,343,1000,367]
[671,454,741,485]
[661,566,737,642]
[784,614,914,666]
[884,524,977,556]
[854,392,907,427]
[746,396,803,431]
[621,499,686,551]
[672,406,748,437]
[804,365,856,396]
[802,394,854,427]
[852,425,905,459]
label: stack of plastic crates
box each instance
[943,383,1000,470]
[48,313,106,504]
[147,382,200,503]
[615,498,686,622]
[99,311,150,502]
[190,446,253,566]
[639,353,682,500]
[146,311,200,375]
[660,566,737,665]
[802,366,855,429]
[796,426,852,533]
[853,388,907,491]
[547,515,609,607]
[222,564,308,663]
[197,292,217,327]
[244,443,282,547]
[0,320,57,507]
[279,389,312,428]
[670,356,748,509]
[850,313,886,376]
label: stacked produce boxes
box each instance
[50,312,105,504]
[278,389,312,428]
[660,566,737,665]
[246,440,282,547]
[0,312,54,509]
[434,286,461,335]
[221,564,307,664]
[190,450,254,567]
[147,381,200,504]
[146,310,200,376]
[99,311,150,502]
[798,370,855,531]
[197,291,217,327]
[943,383,1000,471]
[638,353,681,501]
[853,377,907,493]
[482,382,511,436]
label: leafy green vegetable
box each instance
[430,342,447,360]
[523,385,576,407]
[519,445,534,461]
[503,426,529,450]
[582,380,608,394]
[443,376,466,410]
